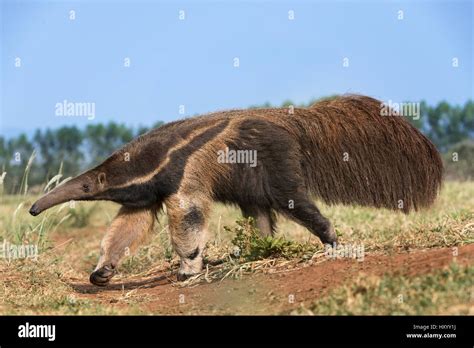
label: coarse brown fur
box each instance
[29,94,443,285]
[89,206,156,286]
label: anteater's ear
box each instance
[97,172,107,189]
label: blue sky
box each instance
[1,0,472,137]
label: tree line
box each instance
[1,99,473,193]
[0,121,164,193]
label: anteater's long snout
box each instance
[29,176,91,216]
[29,203,41,216]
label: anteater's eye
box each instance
[82,184,90,193]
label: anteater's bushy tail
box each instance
[298,95,443,213]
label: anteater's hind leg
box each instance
[240,206,276,237]
[165,193,210,281]
[279,194,337,246]
[90,206,155,286]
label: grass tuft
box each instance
[229,218,319,261]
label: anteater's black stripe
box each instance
[103,120,229,204]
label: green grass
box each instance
[296,263,474,315]
[65,203,97,228]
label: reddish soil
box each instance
[68,244,474,315]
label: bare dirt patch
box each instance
[67,244,474,315]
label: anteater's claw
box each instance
[89,265,116,286]
[177,272,194,282]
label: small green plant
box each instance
[229,218,318,261]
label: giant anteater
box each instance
[29,95,443,285]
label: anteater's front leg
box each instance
[165,194,210,281]
[90,206,155,286]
